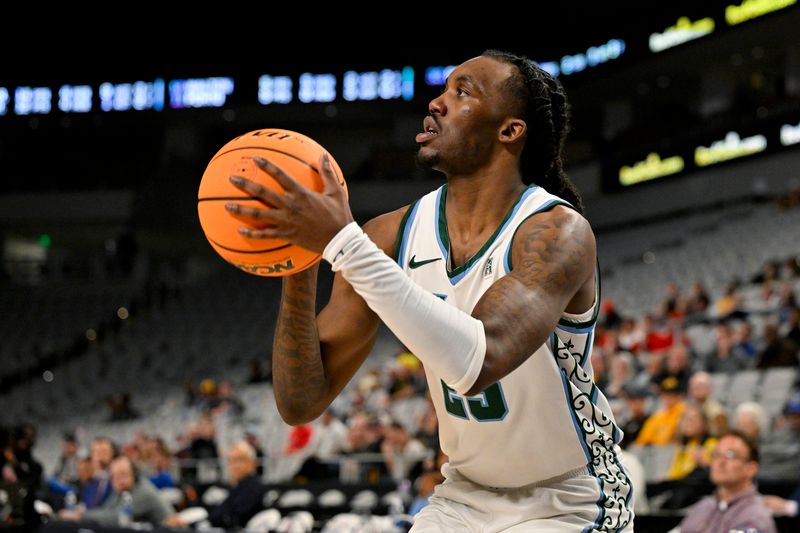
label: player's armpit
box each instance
[466,205,596,396]
[274,205,408,425]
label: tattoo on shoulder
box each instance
[515,207,594,293]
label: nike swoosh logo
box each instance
[409,255,442,269]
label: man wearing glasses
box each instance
[677,429,776,533]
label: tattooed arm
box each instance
[465,205,596,396]
[273,206,408,425]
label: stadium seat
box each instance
[245,508,282,532]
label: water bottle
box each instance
[118,491,133,526]
[64,490,77,512]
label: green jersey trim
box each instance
[392,200,421,266]
[436,183,538,283]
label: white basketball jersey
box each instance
[394,184,633,508]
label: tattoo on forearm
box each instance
[273,272,327,418]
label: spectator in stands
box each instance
[714,281,745,320]
[626,351,660,394]
[644,314,675,353]
[634,376,687,446]
[686,281,711,323]
[60,456,174,526]
[668,405,717,481]
[752,260,780,285]
[189,412,218,458]
[387,351,426,401]
[381,421,428,482]
[344,390,368,421]
[733,401,768,443]
[653,344,692,391]
[211,380,245,419]
[591,350,609,391]
[1,423,43,527]
[678,430,776,533]
[346,413,384,454]
[601,299,623,329]
[52,432,80,488]
[243,429,266,477]
[784,305,800,348]
[297,409,350,481]
[124,431,150,472]
[784,256,800,279]
[616,318,643,353]
[661,282,688,324]
[409,450,447,516]
[749,281,781,314]
[757,321,798,368]
[86,436,116,509]
[778,282,799,324]
[147,438,175,489]
[175,411,218,483]
[688,371,728,436]
[165,441,266,530]
[314,409,350,458]
[246,358,271,384]
[415,396,439,452]
[731,321,758,367]
[357,368,390,413]
[195,378,219,411]
[75,457,96,508]
[707,324,746,374]
[106,392,140,422]
[758,397,800,483]
[605,352,635,401]
[619,383,650,448]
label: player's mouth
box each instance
[416,116,440,144]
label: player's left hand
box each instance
[225,153,354,253]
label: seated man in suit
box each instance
[165,441,266,529]
[59,455,174,526]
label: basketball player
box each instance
[226,49,634,531]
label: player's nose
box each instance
[428,93,445,117]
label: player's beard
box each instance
[415,146,440,171]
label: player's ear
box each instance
[498,118,526,144]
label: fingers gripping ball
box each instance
[197,129,348,276]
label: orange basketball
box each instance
[197,128,347,276]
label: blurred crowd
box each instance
[1,251,799,530]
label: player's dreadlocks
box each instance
[482,49,585,214]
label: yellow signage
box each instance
[726,0,797,25]
[695,131,767,166]
[619,153,685,186]
[650,16,715,53]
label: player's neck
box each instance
[446,161,525,225]
[444,165,526,239]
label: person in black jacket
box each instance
[165,441,266,529]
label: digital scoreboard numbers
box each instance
[342,68,414,101]
[258,75,293,105]
[58,85,93,113]
[14,86,52,115]
[99,80,166,112]
[169,77,233,109]
[299,73,337,103]
[0,88,8,116]
[424,66,457,87]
